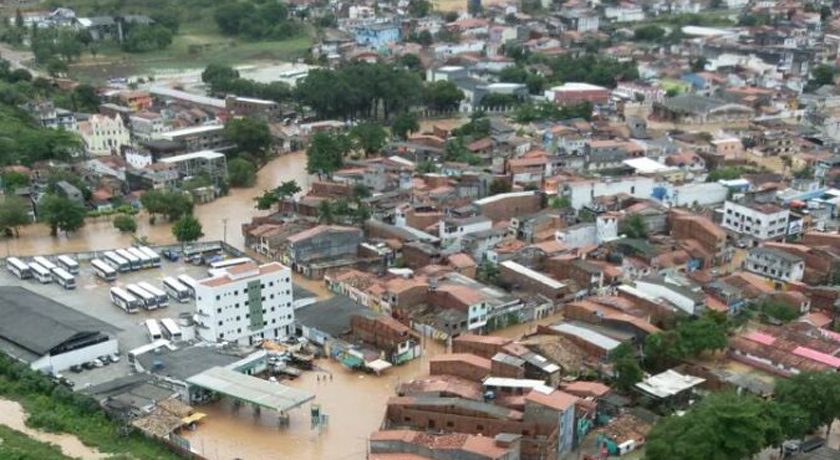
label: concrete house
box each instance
[745,247,805,283]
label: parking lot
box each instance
[0,253,215,387]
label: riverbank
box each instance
[0,355,181,460]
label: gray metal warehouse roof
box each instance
[0,286,116,356]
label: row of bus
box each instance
[109,275,198,314]
[100,247,161,273]
[6,256,78,290]
[144,318,183,342]
[91,247,161,282]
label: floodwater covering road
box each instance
[4,151,311,258]
[182,312,567,460]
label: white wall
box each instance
[32,338,119,374]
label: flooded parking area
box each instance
[181,313,568,460]
[182,339,446,460]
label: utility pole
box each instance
[222,218,228,246]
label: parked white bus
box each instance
[127,247,152,268]
[56,255,79,275]
[29,262,52,284]
[162,277,190,303]
[159,318,183,341]
[139,246,161,267]
[110,287,141,313]
[52,267,76,289]
[177,274,198,298]
[6,257,31,279]
[32,256,57,272]
[126,284,157,310]
[144,319,163,341]
[103,251,130,272]
[116,249,141,271]
[209,257,252,270]
[138,282,168,308]
[91,259,118,281]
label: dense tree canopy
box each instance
[646,392,783,460]
[214,0,300,40]
[295,63,424,120]
[307,132,351,178]
[39,194,86,236]
[223,117,273,161]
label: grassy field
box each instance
[0,425,75,460]
[69,21,314,82]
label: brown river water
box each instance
[0,399,110,459]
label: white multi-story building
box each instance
[561,176,655,210]
[745,247,805,283]
[721,201,790,241]
[79,114,130,156]
[195,262,294,345]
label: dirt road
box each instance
[0,42,41,77]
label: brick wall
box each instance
[430,354,492,382]
[499,263,565,300]
[479,194,543,223]
[453,335,512,359]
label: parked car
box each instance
[92,358,105,368]
[109,354,120,363]
[162,249,179,262]
[82,361,95,370]
[69,365,83,373]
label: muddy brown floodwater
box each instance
[182,313,567,460]
[0,399,110,459]
[4,151,312,258]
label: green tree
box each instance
[775,372,840,435]
[426,80,465,112]
[318,200,335,224]
[392,112,420,140]
[224,117,273,161]
[352,183,371,201]
[611,343,643,392]
[0,196,31,237]
[619,214,648,238]
[691,57,709,72]
[306,132,349,178]
[645,392,783,460]
[350,122,388,156]
[1,171,30,192]
[140,190,193,221]
[551,196,571,208]
[489,178,511,196]
[112,214,137,233]
[634,25,666,41]
[757,299,801,323]
[68,84,100,112]
[227,158,257,187]
[172,215,204,245]
[408,0,432,17]
[808,64,837,91]
[39,194,85,236]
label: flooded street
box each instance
[4,151,311,257]
[0,399,110,459]
[182,339,447,460]
[182,314,567,460]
